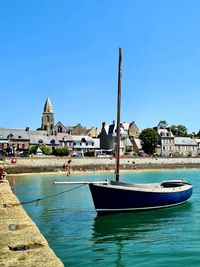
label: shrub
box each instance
[52,147,70,157]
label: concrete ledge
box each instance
[0,180,64,267]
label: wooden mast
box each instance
[116,47,122,182]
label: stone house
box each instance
[87,127,99,138]
[194,138,200,155]
[54,121,70,134]
[29,131,59,153]
[174,137,198,157]
[154,126,198,157]
[56,133,74,151]
[156,127,175,156]
[0,128,30,155]
[71,123,88,135]
[128,121,140,138]
[131,138,143,154]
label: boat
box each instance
[54,48,193,215]
[89,180,193,215]
[88,47,193,214]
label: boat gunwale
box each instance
[91,182,193,193]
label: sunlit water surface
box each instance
[8,169,200,267]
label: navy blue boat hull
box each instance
[89,182,193,215]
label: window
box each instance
[7,134,14,139]
[17,144,24,149]
[50,139,55,145]
[58,126,62,133]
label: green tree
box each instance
[40,145,51,155]
[52,147,70,156]
[29,145,38,155]
[29,145,51,155]
[171,125,188,137]
[139,128,160,155]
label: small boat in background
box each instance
[54,48,193,215]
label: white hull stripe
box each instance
[96,200,188,212]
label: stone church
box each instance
[41,97,99,137]
[41,97,54,134]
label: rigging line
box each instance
[3,184,86,208]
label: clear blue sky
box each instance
[1,0,200,133]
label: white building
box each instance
[72,135,100,154]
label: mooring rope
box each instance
[3,184,86,208]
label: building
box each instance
[29,130,59,153]
[131,138,143,154]
[99,121,116,151]
[87,127,99,138]
[128,121,140,138]
[72,135,100,155]
[154,125,199,157]
[99,120,140,155]
[0,128,30,155]
[56,133,74,150]
[194,138,200,155]
[174,137,198,157]
[41,97,54,135]
[156,127,175,156]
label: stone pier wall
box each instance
[0,180,64,267]
[4,156,200,174]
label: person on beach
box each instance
[66,159,73,176]
[0,168,7,180]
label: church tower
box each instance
[41,97,54,134]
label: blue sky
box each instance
[1,0,200,133]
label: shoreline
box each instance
[3,156,200,176]
[6,167,200,178]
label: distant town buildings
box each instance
[154,125,199,157]
[0,96,199,157]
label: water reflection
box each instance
[91,203,192,266]
[92,203,192,242]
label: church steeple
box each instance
[44,97,53,113]
[41,97,54,134]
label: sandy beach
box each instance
[3,156,200,175]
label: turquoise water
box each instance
[8,170,200,267]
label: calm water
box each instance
[8,169,200,267]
